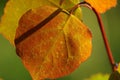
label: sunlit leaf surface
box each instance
[15,6,92,79]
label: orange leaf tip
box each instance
[85,0,117,13]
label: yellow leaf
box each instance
[85,0,117,13]
[117,63,120,73]
[0,0,82,45]
[15,6,92,79]
[84,73,109,80]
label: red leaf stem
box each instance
[70,1,117,71]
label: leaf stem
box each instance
[70,1,117,71]
[82,2,117,71]
[90,4,117,71]
[59,0,65,6]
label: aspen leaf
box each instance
[0,0,82,45]
[85,0,117,13]
[15,6,92,80]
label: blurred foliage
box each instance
[84,73,109,80]
[0,0,120,80]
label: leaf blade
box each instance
[15,6,92,79]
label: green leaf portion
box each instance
[109,71,120,80]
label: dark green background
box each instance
[0,0,120,80]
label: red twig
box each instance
[91,6,116,71]
[70,2,117,71]
[82,2,117,71]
